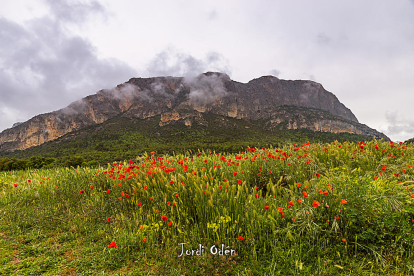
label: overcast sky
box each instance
[1,0,413,141]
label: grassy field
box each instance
[1,140,414,275]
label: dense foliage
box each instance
[0,113,370,171]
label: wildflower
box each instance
[144,186,148,190]
[340,199,347,205]
[142,238,147,243]
[381,166,386,171]
[334,215,339,220]
[323,190,328,195]
[28,180,31,183]
[303,192,308,198]
[238,180,242,184]
[233,172,237,176]
[255,194,259,199]
[161,215,168,221]
[297,183,301,188]
[108,242,117,248]
[312,200,320,207]
[238,236,243,241]
[175,193,179,197]
[106,217,111,222]
[168,222,172,226]
[264,206,269,210]
[297,199,302,204]
[90,185,94,190]
[342,238,346,242]
[255,186,259,190]
[219,186,223,189]
[315,173,321,177]
[169,180,173,185]
[106,190,111,194]
[79,190,85,194]
[318,190,323,194]
[14,184,18,187]
[138,202,142,207]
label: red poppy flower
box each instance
[255,186,259,190]
[161,215,168,221]
[28,180,31,183]
[303,192,308,198]
[381,166,386,171]
[108,241,117,248]
[312,200,320,207]
[334,215,339,220]
[168,222,172,226]
[238,180,242,184]
[106,217,111,222]
[106,190,111,194]
[175,193,179,197]
[264,206,269,210]
[169,180,173,185]
[315,173,321,177]
[340,199,347,205]
[14,184,18,187]
[138,202,142,207]
[233,172,237,176]
[297,183,301,188]
[323,190,328,195]
[342,238,346,242]
[142,238,147,243]
[255,194,259,199]
[297,199,301,204]
[79,190,85,194]
[238,236,243,241]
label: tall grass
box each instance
[1,140,414,275]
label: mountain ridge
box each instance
[0,72,389,152]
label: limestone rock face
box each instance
[0,72,389,152]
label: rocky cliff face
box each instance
[0,72,389,152]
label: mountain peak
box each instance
[0,73,389,152]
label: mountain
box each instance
[0,72,389,153]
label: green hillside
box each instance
[0,113,372,166]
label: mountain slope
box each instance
[0,72,389,152]
[1,110,371,163]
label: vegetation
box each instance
[0,113,369,171]
[1,140,414,275]
[406,137,414,144]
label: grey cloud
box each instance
[143,47,232,104]
[44,0,107,24]
[316,33,331,45]
[269,69,280,77]
[0,0,136,132]
[383,111,414,141]
[208,10,218,20]
[145,47,231,79]
[186,73,229,105]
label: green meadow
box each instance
[1,140,414,275]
